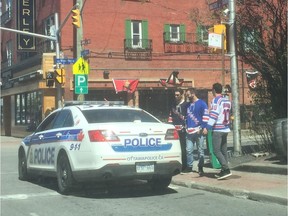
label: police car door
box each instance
[27,111,59,172]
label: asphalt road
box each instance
[1,137,287,216]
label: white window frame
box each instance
[6,40,12,66]
[170,25,180,42]
[131,21,142,48]
[243,29,257,52]
[44,16,56,50]
[5,0,12,18]
[199,27,209,43]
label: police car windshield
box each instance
[82,109,160,123]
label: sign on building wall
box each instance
[17,0,36,51]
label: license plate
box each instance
[136,162,154,173]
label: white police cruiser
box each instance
[18,101,182,194]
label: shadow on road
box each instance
[27,177,178,199]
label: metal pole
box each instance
[0,27,56,41]
[221,31,225,86]
[228,0,241,156]
[55,13,63,108]
[76,0,85,101]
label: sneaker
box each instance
[181,167,192,174]
[198,167,204,177]
[214,169,224,178]
[217,169,232,180]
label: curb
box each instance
[171,179,288,206]
[232,164,287,175]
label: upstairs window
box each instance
[44,16,56,51]
[125,19,149,49]
[196,25,209,44]
[164,24,186,43]
[240,27,260,53]
[6,40,12,66]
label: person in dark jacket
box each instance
[168,88,189,171]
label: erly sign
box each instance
[17,0,36,51]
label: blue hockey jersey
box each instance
[186,99,209,134]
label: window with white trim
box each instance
[6,40,12,66]
[170,25,180,42]
[131,21,142,48]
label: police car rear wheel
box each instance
[57,153,74,194]
[18,148,29,181]
[148,176,172,191]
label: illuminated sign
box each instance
[17,0,35,51]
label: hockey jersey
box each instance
[206,95,231,132]
[169,100,189,131]
[186,99,209,134]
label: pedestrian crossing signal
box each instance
[46,71,55,87]
[72,9,81,28]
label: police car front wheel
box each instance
[57,153,74,194]
[18,148,29,181]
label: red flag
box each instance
[160,71,184,86]
[246,71,259,89]
[112,79,139,93]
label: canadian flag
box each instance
[112,79,139,93]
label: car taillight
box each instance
[88,130,120,142]
[165,129,179,140]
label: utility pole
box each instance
[74,0,84,101]
[228,0,242,156]
[54,13,63,108]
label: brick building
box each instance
[1,0,252,137]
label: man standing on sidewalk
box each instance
[203,83,232,180]
[168,88,189,171]
[182,88,209,176]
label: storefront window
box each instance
[15,91,43,125]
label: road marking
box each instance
[0,192,59,200]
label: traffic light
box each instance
[55,68,65,84]
[72,9,81,28]
[46,71,55,87]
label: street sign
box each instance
[73,57,90,75]
[81,38,91,46]
[81,49,90,57]
[55,58,76,64]
[75,75,88,94]
[208,33,223,49]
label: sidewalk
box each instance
[172,154,288,206]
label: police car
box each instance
[18,101,182,194]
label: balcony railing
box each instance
[163,32,208,53]
[124,38,153,60]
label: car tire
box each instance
[18,148,29,181]
[57,153,74,195]
[148,176,172,191]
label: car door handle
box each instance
[38,134,44,140]
[56,132,62,139]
